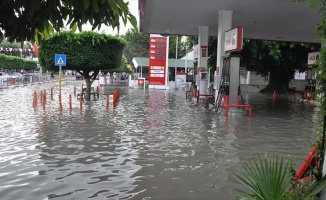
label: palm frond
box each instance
[234,153,293,200]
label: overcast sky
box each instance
[82,0,139,35]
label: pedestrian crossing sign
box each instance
[55,54,67,66]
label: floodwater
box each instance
[0,81,318,200]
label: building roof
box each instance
[139,0,321,44]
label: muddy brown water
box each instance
[0,81,318,199]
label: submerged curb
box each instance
[0,80,58,90]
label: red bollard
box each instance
[43,89,46,104]
[69,94,72,110]
[59,94,62,110]
[79,93,83,110]
[272,91,276,100]
[113,90,117,105]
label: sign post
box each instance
[149,34,168,89]
[55,54,67,109]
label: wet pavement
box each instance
[0,81,318,200]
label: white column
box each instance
[165,36,170,89]
[198,26,209,70]
[198,26,209,95]
[214,10,233,100]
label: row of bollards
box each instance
[33,89,49,108]
[32,85,120,110]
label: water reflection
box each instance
[0,83,317,199]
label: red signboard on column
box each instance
[201,45,207,58]
[149,34,167,87]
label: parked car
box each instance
[76,73,83,80]
[25,72,39,81]
[27,72,40,77]
[0,72,10,82]
[9,72,23,80]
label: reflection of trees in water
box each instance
[32,103,143,199]
[143,90,169,150]
[35,107,122,168]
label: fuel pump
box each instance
[193,59,198,86]
[213,54,249,114]
[221,57,230,101]
[302,52,319,101]
[214,57,230,108]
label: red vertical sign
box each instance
[149,35,167,86]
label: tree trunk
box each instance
[85,78,93,100]
[268,68,292,93]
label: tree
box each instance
[0,54,37,71]
[187,35,320,92]
[186,36,198,50]
[299,0,326,115]
[168,35,186,59]
[184,36,219,80]
[0,0,137,42]
[241,40,319,92]
[39,31,126,100]
[121,28,150,65]
[120,31,189,75]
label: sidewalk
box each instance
[0,79,59,89]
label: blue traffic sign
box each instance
[55,54,67,66]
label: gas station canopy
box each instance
[139,0,321,44]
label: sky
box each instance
[82,0,139,35]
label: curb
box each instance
[0,80,58,90]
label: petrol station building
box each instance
[137,1,325,194]
[138,0,322,103]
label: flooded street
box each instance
[0,81,318,200]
